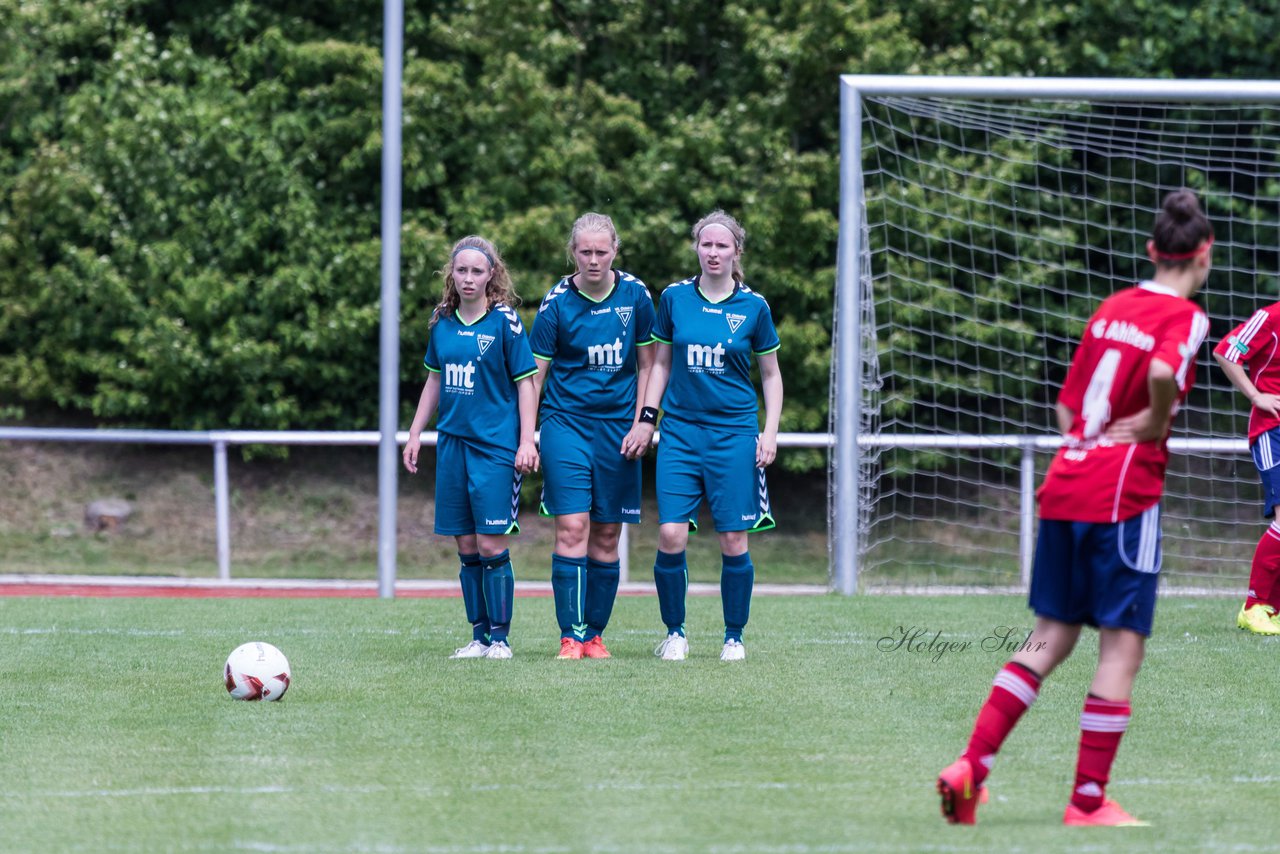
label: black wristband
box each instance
[639,406,659,425]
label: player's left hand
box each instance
[756,433,777,467]
[515,441,540,474]
[1252,392,1280,418]
[621,422,656,460]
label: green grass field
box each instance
[2,593,1276,852]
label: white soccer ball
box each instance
[224,641,292,701]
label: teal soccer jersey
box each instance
[653,277,781,434]
[530,270,657,420]
[423,304,537,449]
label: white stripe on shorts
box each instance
[1255,431,1278,472]
[1138,505,1159,573]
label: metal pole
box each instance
[214,440,231,581]
[377,0,404,599]
[618,523,630,585]
[833,79,864,595]
[1020,441,1037,590]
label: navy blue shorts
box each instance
[1027,505,1161,636]
[1251,428,1280,519]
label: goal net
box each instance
[837,77,1280,593]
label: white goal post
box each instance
[834,76,1280,594]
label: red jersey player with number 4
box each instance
[1213,299,1280,634]
[938,189,1213,828]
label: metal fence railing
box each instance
[0,427,834,587]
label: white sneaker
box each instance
[449,640,490,659]
[484,641,513,660]
[720,639,745,661]
[654,632,688,661]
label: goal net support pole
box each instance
[834,75,1280,595]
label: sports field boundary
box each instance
[0,574,831,598]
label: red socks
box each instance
[1070,694,1131,812]
[1245,522,1280,610]
[962,665,1134,814]
[962,662,1041,785]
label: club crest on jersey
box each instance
[476,333,496,356]
[726,312,747,334]
[615,307,633,328]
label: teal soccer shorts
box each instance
[538,411,641,524]
[655,415,775,533]
[433,432,522,536]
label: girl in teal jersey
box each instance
[642,210,784,662]
[403,235,540,660]
[530,213,657,659]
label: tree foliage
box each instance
[4,0,1280,467]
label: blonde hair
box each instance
[430,235,520,327]
[691,210,746,282]
[565,212,620,268]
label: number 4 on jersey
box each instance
[1080,348,1122,440]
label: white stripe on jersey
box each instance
[1110,445,1139,523]
[1228,309,1272,363]
[538,281,569,313]
[737,282,771,307]
[1175,310,1209,389]
[496,304,524,335]
[1250,333,1280,395]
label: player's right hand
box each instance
[402,438,420,474]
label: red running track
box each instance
[0,583,470,598]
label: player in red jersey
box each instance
[1213,303,1280,634]
[937,189,1213,827]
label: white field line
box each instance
[68,844,1036,854]
[0,573,1238,598]
[866,584,1237,598]
[0,573,828,597]
[5,780,866,799]
[68,845,1063,854]
[10,773,1278,802]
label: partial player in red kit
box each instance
[937,189,1213,827]
[1213,302,1280,634]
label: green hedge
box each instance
[3,0,1278,470]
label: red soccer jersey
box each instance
[1037,282,1209,523]
[1213,303,1280,445]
